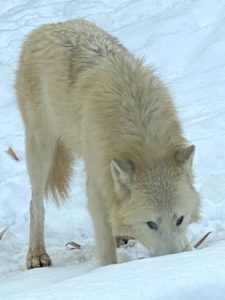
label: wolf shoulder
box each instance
[20,18,126,64]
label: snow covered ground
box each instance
[1,0,225,299]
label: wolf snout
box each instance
[150,242,191,257]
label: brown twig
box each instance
[6,147,19,161]
[0,228,8,240]
[66,241,81,250]
[193,232,212,249]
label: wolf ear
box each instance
[110,159,135,196]
[175,145,195,167]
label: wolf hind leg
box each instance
[26,129,56,269]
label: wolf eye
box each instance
[176,216,184,226]
[147,221,158,230]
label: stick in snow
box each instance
[6,147,19,161]
[0,228,8,240]
[193,232,212,249]
[66,241,81,250]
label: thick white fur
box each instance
[16,19,200,268]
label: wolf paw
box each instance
[27,252,52,269]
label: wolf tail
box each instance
[45,140,74,204]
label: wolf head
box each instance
[111,145,200,256]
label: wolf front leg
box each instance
[87,179,117,266]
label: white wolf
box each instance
[16,19,200,269]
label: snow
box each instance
[0,0,225,299]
